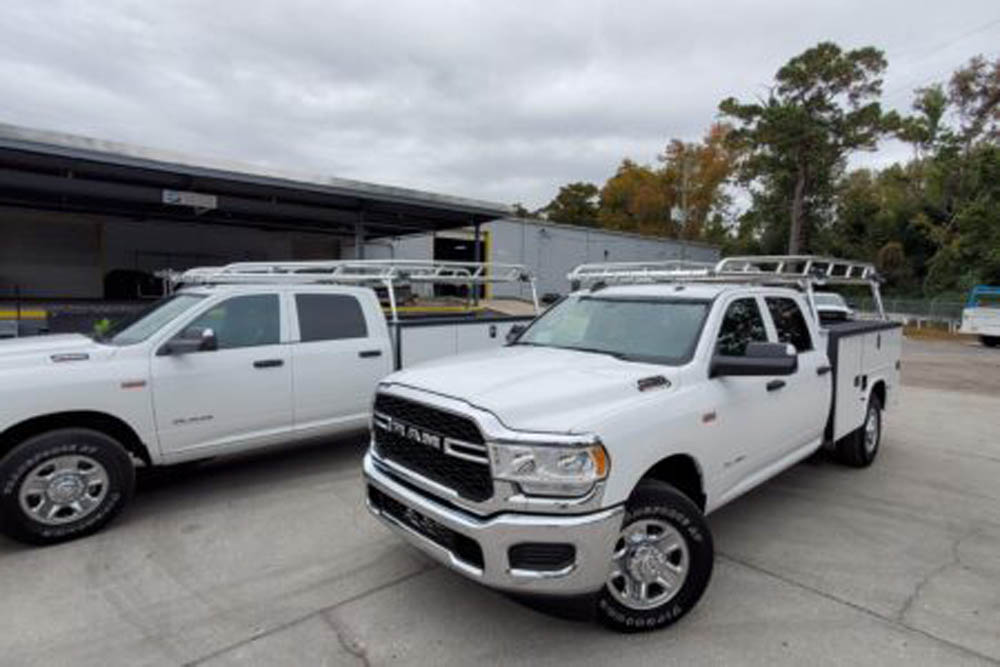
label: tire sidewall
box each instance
[597,483,714,632]
[862,395,883,464]
[0,429,134,544]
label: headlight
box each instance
[489,438,609,497]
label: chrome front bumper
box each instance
[364,450,624,596]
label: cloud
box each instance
[0,0,997,207]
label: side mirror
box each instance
[710,342,797,378]
[159,327,218,356]
[506,324,526,344]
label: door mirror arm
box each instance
[506,324,526,345]
[157,327,218,356]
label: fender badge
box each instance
[637,375,670,392]
[51,353,89,362]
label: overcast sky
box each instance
[1,1,997,208]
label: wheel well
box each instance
[640,454,705,510]
[871,380,886,409]
[0,411,151,465]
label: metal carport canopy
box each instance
[0,123,510,238]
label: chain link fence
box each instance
[854,297,966,324]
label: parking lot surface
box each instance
[1,337,998,666]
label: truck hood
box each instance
[0,334,110,370]
[386,345,674,433]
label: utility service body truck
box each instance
[959,285,1000,347]
[0,260,537,544]
[364,255,902,632]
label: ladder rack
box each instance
[567,255,886,318]
[567,260,715,286]
[169,260,539,321]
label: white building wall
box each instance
[379,219,720,300]
[479,218,720,299]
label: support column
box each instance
[355,210,365,259]
[473,221,482,305]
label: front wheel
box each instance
[981,336,1000,348]
[596,480,714,632]
[0,428,135,545]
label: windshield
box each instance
[98,294,206,346]
[516,295,709,364]
[814,293,847,307]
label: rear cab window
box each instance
[765,297,813,352]
[295,293,368,342]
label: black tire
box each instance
[835,394,882,468]
[596,479,714,632]
[981,336,1000,348]
[0,428,135,545]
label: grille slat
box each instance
[373,393,493,502]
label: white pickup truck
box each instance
[0,260,536,544]
[364,256,902,632]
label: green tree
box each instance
[540,182,600,226]
[720,42,892,253]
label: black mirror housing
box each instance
[158,327,218,356]
[710,342,797,378]
[506,324,526,344]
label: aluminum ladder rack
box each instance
[568,255,886,319]
[169,259,539,321]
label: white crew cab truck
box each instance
[364,256,901,632]
[0,260,536,545]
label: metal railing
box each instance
[567,255,887,319]
[168,259,540,321]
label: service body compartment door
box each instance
[828,322,903,441]
[861,326,902,409]
[832,334,866,441]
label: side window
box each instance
[765,297,813,352]
[186,294,280,350]
[296,294,368,342]
[716,298,767,356]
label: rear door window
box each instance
[765,297,813,352]
[716,298,768,356]
[296,294,368,342]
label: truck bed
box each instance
[824,320,903,443]
[391,313,535,370]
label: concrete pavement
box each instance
[1,340,998,665]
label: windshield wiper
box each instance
[561,345,632,360]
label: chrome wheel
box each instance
[606,518,690,611]
[18,455,109,526]
[864,404,880,456]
